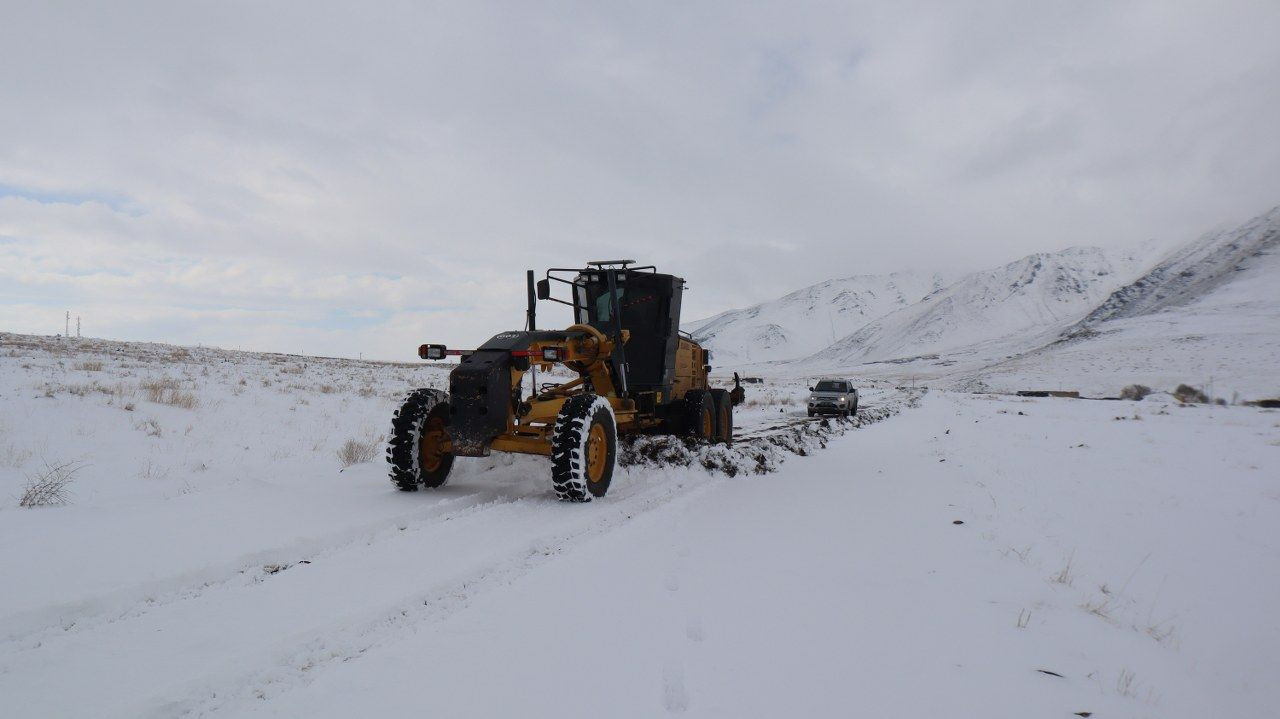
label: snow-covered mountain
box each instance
[967,206,1280,397]
[803,246,1144,366]
[685,272,946,364]
[689,204,1277,399]
[1070,205,1280,331]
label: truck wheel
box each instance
[850,399,858,416]
[387,388,454,491]
[551,394,616,502]
[683,390,716,441]
[709,388,733,445]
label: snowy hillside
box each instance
[685,272,945,364]
[803,246,1143,367]
[1073,205,1280,329]
[967,207,1280,398]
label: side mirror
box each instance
[808,386,815,392]
[536,279,551,300]
[419,344,447,360]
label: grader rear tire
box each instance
[683,390,716,441]
[709,388,733,445]
[387,388,454,491]
[551,394,617,502]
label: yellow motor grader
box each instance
[387,261,736,502]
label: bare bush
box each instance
[1119,384,1151,401]
[337,433,382,468]
[19,460,83,507]
[74,360,104,371]
[1173,384,1208,404]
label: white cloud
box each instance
[2,1,1278,357]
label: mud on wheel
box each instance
[387,388,454,491]
[551,393,617,502]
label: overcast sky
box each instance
[2,1,1278,360]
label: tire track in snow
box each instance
[0,487,524,652]
[158,472,723,718]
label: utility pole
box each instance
[65,311,70,337]
[76,316,81,338]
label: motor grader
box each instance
[387,261,735,502]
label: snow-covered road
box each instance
[2,336,1277,717]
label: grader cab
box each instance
[387,261,735,502]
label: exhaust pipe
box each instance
[526,269,537,331]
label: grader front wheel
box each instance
[387,388,454,491]
[551,394,617,502]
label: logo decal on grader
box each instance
[387,261,738,502]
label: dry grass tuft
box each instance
[337,432,383,468]
[74,360,105,371]
[134,417,163,437]
[141,377,199,409]
[1052,552,1075,587]
[1116,668,1137,698]
[2,443,34,468]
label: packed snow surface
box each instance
[2,334,1277,717]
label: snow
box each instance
[685,271,946,364]
[2,333,1278,717]
[804,246,1145,367]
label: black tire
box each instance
[709,388,733,445]
[682,390,716,441]
[551,394,617,502]
[386,388,454,491]
[850,398,858,416]
[807,409,814,418]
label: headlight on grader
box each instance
[419,344,447,360]
[541,347,563,362]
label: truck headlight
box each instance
[838,397,846,403]
[809,394,817,402]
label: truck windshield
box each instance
[814,381,844,392]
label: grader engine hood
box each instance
[446,330,574,456]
